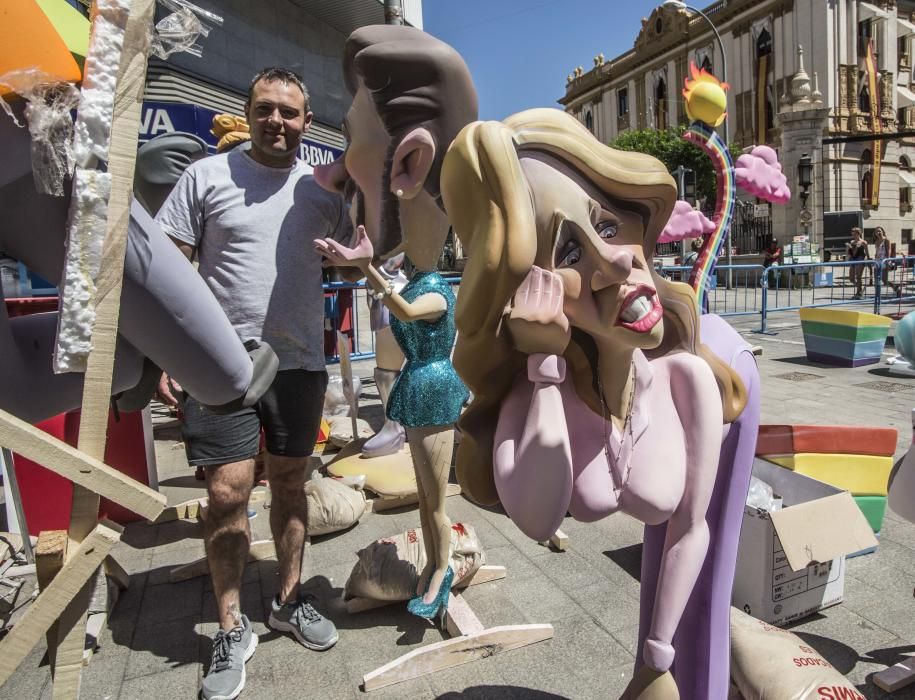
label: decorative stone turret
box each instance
[790,45,812,107]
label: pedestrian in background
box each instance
[846,227,869,299]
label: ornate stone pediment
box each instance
[634,5,691,56]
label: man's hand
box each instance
[155,372,183,408]
[507,266,571,357]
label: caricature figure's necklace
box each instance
[597,361,637,499]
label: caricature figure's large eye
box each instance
[555,239,582,268]
[596,220,618,239]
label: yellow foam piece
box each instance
[767,453,893,496]
[798,307,891,328]
[326,440,417,499]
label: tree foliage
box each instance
[609,126,742,208]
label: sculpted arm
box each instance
[643,354,722,672]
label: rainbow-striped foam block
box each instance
[799,307,891,367]
[757,425,898,541]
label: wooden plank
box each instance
[370,483,462,513]
[0,411,166,521]
[362,623,554,691]
[169,540,277,583]
[35,531,68,669]
[0,522,121,686]
[539,529,568,552]
[874,657,915,692]
[103,555,130,591]
[54,1,158,695]
[444,593,484,637]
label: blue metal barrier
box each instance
[325,259,915,362]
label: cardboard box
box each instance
[731,459,878,626]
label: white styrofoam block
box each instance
[71,0,131,168]
[54,168,112,373]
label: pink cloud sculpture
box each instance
[658,200,716,243]
[734,145,791,203]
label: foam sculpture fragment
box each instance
[54,0,132,373]
[757,424,898,535]
[799,307,891,367]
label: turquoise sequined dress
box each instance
[387,270,468,428]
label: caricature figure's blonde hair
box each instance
[442,108,746,506]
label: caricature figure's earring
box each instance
[395,188,404,198]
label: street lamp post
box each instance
[661,0,733,285]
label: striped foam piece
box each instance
[766,453,893,496]
[854,495,887,533]
[799,307,891,367]
[757,424,897,457]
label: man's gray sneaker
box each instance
[201,614,258,700]
[268,593,338,650]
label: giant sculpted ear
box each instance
[389,127,436,199]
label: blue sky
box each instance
[424,0,665,121]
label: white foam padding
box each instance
[71,0,131,168]
[54,168,112,373]
[55,0,131,372]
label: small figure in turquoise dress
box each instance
[315,227,467,623]
[388,270,468,428]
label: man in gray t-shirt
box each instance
[155,68,349,700]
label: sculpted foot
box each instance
[620,667,679,700]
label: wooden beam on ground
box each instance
[0,522,121,686]
[362,620,554,691]
[169,540,277,583]
[539,529,568,552]
[444,593,485,637]
[103,555,130,591]
[0,411,166,522]
[52,1,158,695]
[874,657,915,693]
[369,483,462,513]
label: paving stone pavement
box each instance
[6,306,915,699]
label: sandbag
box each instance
[344,523,483,602]
[328,415,374,447]
[323,374,362,418]
[730,606,865,700]
[305,472,366,537]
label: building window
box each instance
[617,88,629,117]
[585,110,594,133]
[859,82,871,113]
[900,36,911,67]
[861,148,873,202]
[655,78,667,130]
[858,19,873,56]
[700,55,713,73]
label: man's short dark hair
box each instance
[247,67,310,112]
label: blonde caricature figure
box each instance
[443,110,748,699]
[314,25,477,620]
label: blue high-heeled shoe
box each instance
[406,566,454,622]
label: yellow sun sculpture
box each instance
[682,61,729,127]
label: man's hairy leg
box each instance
[205,459,256,631]
[265,453,309,603]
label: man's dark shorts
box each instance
[181,369,328,467]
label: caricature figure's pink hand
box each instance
[313,225,374,269]
[507,266,571,356]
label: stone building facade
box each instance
[560,0,915,254]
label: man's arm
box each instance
[171,237,196,262]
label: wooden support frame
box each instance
[367,483,462,513]
[0,411,166,522]
[169,540,277,583]
[361,578,553,691]
[0,522,121,686]
[539,529,569,552]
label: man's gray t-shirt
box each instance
[156,149,350,371]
